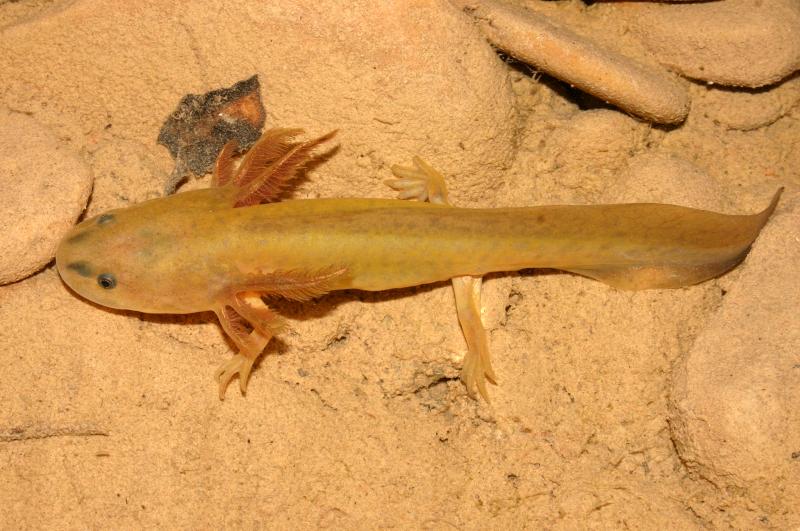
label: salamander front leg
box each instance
[213,292,284,399]
[388,157,497,401]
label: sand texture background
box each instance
[1,0,798,528]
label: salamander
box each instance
[55,129,781,400]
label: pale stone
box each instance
[0,111,92,284]
[670,195,800,528]
[626,0,800,88]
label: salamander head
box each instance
[57,207,158,311]
[56,193,215,314]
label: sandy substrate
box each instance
[1,1,798,528]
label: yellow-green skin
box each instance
[56,184,780,316]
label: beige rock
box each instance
[0,0,516,209]
[691,74,800,131]
[83,138,171,217]
[669,195,800,528]
[625,0,800,88]
[604,152,729,210]
[455,0,690,123]
[538,109,651,199]
[0,110,92,285]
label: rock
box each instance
[539,110,651,199]
[0,0,516,207]
[455,0,690,124]
[692,74,800,131]
[626,0,800,88]
[604,152,728,210]
[669,194,800,528]
[0,111,92,285]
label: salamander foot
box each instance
[214,353,256,400]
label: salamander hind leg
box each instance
[387,156,449,205]
[451,276,497,402]
[388,157,498,401]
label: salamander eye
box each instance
[97,273,117,289]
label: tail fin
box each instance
[566,189,782,290]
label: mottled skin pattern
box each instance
[55,130,781,400]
